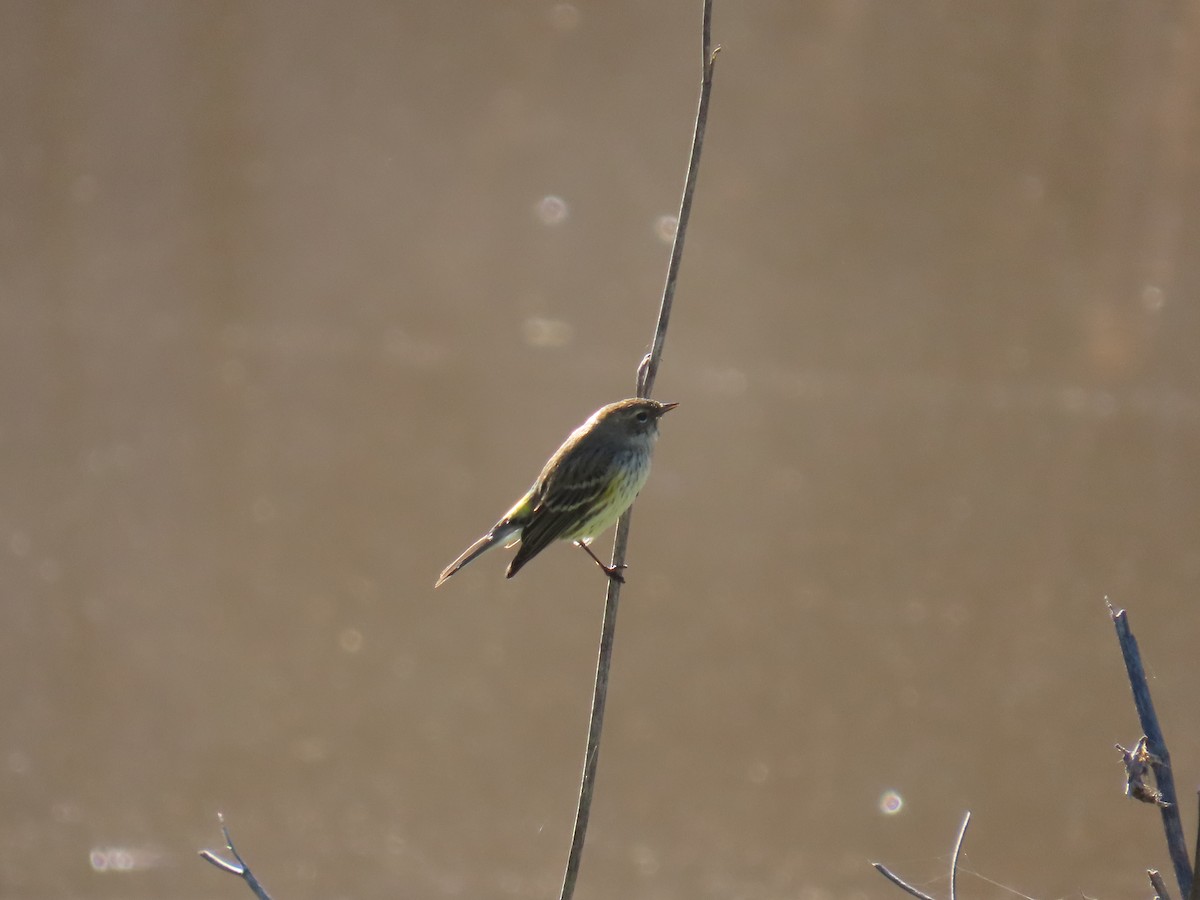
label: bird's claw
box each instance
[602,564,628,584]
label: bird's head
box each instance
[593,397,679,440]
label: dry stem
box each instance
[557,4,720,900]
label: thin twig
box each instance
[638,2,720,402]
[1189,790,1200,900]
[199,814,273,900]
[1108,601,1193,898]
[1151,868,1174,900]
[871,862,939,900]
[872,811,971,900]
[949,811,971,900]
[557,4,719,900]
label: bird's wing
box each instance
[505,469,613,578]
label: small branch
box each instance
[199,814,273,900]
[872,811,971,900]
[1108,601,1194,898]
[555,521,626,900]
[638,1,720,402]
[1151,868,1174,900]
[949,811,971,900]
[557,4,719,900]
[871,862,939,900]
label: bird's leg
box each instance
[576,540,626,584]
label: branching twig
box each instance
[556,4,719,900]
[199,814,273,900]
[1109,601,1194,899]
[872,811,971,900]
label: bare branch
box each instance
[871,862,940,900]
[872,811,971,900]
[950,811,971,900]
[557,4,720,900]
[1109,600,1194,898]
[637,0,720,402]
[198,815,273,900]
[1151,868,1174,900]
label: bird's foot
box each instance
[601,563,627,584]
[576,541,628,584]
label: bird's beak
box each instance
[658,401,679,414]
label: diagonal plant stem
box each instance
[872,863,939,900]
[637,4,720,401]
[1152,868,1175,900]
[556,4,719,900]
[1109,601,1194,899]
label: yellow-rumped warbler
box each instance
[435,398,677,587]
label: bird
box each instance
[435,397,677,587]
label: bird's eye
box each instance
[635,410,649,423]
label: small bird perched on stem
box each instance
[435,398,677,587]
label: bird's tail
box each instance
[435,521,521,588]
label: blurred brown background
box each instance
[3,2,1199,898]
